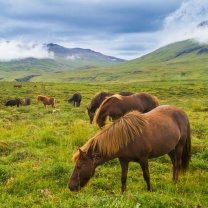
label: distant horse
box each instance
[22,98,31,105]
[5,98,22,107]
[94,92,159,128]
[87,91,133,124]
[68,105,191,192]
[68,93,82,107]
[37,95,56,108]
[14,84,22,88]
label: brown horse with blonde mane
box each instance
[37,95,56,108]
[94,92,159,128]
[68,105,191,192]
[87,91,133,124]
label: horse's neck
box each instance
[90,100,99,112]
[94,156,111,167]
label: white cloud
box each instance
[159,0,208,46]
[0,40,54,62]
[66,55,80,60]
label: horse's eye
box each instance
[76,165,81,169]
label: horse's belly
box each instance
[148,138,179,158]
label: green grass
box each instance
[0,80,208,207]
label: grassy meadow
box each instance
[0,81,208,208]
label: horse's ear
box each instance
[78,149,87,159]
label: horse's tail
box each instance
[181,122,191,173]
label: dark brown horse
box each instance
[5,98,22,107]
[94,92,159,128]
[68,105,191,192]
[14,84,22,88]
[37,95,56,108]
[68,93,82,107]
[87,91,133,124]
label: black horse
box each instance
[5,98,22,107]
[68,93,82,107]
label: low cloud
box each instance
[0,40,54,62]
[66,55,80,61]
[159,0,208,46]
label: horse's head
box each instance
[68,149,96,191]
[15,98,22,105]
[97,117,106,128]
[37,96,41,102]
[87,107,95,124]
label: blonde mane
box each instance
[72,110,148,163]
[94,94,122,124]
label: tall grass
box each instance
[0,81,207,207]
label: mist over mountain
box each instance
[46,43,125,63]
[0,42,125,66]
[1,20,208,82]
[197,20,208,28]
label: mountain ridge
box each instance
[1,39,208,82]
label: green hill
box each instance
[1,39,208,82]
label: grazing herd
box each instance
[68,90,192,193]
[4,87,192,193]
[5,92,82,109]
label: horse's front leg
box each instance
[119,158,129,193]
[139,157,151,191]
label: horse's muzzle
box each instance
[68,184,80,192]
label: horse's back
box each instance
[134,92,159,109]
[143,105,190,157]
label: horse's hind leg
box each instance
[119,158,129,193]
[168,149,176,181]
[173,140,186,184]
[139,157,151,191]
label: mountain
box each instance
[1,39,208,82]
[46,43,125,67]
[44,38,208,83]
[0,43,125,82]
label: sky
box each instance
[0,0,208,61]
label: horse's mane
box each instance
[88,91,111,109]
[93,94,122,124]
[73,110,148,163]
[38,95,46,98]
[152,95,159,107]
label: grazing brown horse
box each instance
[22,98,31,105]
[68,105,191,192]
[87,91,133,124]
[37,95,56,108]
[94,92,159,128]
